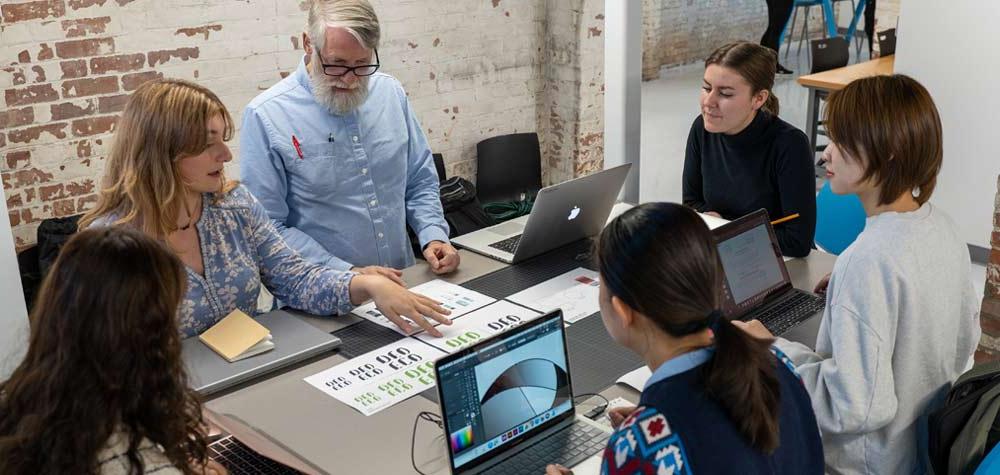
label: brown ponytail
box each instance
[596,203,782,452]
[706,41,780,117]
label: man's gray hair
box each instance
[308,0,381,51]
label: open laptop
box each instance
[713,209,826,341]
[452,164,632,264]
[435,310,611,475]
[183,310,341,396]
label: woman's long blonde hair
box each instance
[80,78,235,238]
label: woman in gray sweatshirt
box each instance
[735,75,981,474]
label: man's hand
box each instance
[423,240,460,274]
[352,265,406,287]
[731,319,775,340]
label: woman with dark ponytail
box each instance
[683,41,816,258]
[546,203,822,475]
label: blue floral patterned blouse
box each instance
[93,185,355,337]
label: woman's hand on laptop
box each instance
[350,274,453,336]
[607,405,638,429]
[197,459,228,475]
[731,319,774,340]
[545,464,573,475]
[813,272,832,294]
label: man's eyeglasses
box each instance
[315,48,380,77]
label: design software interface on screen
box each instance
[437,317,572,469]
[717,222,785,306]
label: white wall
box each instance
[894,2,1000,248]
[0,197,29,380]
[604,0,642,203]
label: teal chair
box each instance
[814,181,866,255]
[976,443,1000,474]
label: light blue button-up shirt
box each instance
[643,347,714,391]
[240,58,449,271]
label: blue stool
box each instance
[976,443,1000,474]
[814,181,866,255]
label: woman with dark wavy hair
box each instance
[0,227,224,474]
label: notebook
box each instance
[199,309,274,362]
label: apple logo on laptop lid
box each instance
[567,206,581,221]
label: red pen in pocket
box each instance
[291,134,304,160]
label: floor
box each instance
[638,40,989,303]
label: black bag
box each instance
[37,214,81,275]
[928,361,1000,474]
[439,177,494,237]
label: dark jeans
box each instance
[761,0,795,53]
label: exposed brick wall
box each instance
[539,0,604,186]
[2,0,605,250]
[976,175,1000,363]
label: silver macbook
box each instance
[713,209,825,346]
[452,164,632,264]
[183,310,341,396]
[434,310,611,475]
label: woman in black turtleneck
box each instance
[683,42,816,257]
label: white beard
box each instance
[311,71,370,115]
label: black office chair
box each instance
[810,36,850,74]
[432,152,447,183]
[810,37,850,163]
[878,28,897,56]
[475,132,542,204]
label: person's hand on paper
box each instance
[423,240,461,274]
[731,319,774,340]
[813,272,832,294]
[351,274,452,336]
[704,211,722,218]
[351,265,406,287]
[607,405,638,429]
[545,463,573,475]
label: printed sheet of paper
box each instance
[616,365,651,392]
[506,268,601,323]
[415,300,543,353]
[352,279,496,335]
[304,338,446,416]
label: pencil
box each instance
[771,213,800,226]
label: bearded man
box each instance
[240,0,459,280]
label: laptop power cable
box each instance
[411,411,444,475]
[574,393,610,420]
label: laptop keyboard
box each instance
[483,420,608,475]
[488,234,522,254]
[751,290,826,335]
[208,436,302,475]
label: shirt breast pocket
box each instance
[284,141,344,195]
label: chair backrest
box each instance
[810,37,850,74]
[814,181,866,255]
[432,152,447,183]
[878,28,897,56]
[475,132,542,204]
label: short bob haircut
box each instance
[824,74,943,206]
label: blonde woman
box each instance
[81,78,452,338]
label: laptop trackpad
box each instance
[488,221,525,236]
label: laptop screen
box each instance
[713,209,792,319]
[435,311,573,471]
